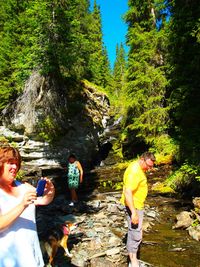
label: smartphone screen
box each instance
[36,179,46,197]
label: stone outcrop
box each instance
[0,73,111,176]
[1,71,68,135]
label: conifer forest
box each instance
[0,0,200,189]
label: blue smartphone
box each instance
[36,179,46,197]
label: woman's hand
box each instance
[35,177,55,205]
[43,177,55,197]
[22,190,37,208]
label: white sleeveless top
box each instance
[0,181,44,267]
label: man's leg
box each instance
[126,208,144,267]
[129,252,138,267]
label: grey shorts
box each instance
[125,207,144,253]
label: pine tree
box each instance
[98,46,112,89]
[0,0,93,110]
[0,0,29,109]
[167,0,200,163]
[123,0,168,146]
[87,0,111,88]
[113,43,126,98]
[61,0,91,79]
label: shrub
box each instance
[166,162,200,191]
[150,134,179,165]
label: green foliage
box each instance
[87,1,112,88]
[38,115,62,143]
[112,142,124,159]
[114,161,130,170]
[0,136,18,147]
[1,0,200,201]
[151,181,175,194]
[0,0,27,108]
[191,219,199,227]
[167,0,200,164]
[110,43,127,109]
[16,169,25,181]
[0,136,10,144]
[121,1,169,150]
[149,134,179,164]
[166,163,200,191]
[125,0,156,30]
[81,79,107,95]
[0,0,111,112]
[99,180,123,191]
[113,43,127,95]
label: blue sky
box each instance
[90,0,129,69]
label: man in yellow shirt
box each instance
[120,152,155,267]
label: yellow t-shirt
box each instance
[120,160,148,210]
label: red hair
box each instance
[0,146,21,173]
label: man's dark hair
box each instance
[141,152,155,162]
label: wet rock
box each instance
[71,252,88,267]
[168,247,186,252]
[106,247,121,256]
[88,238,102,250]
[68,195,157,266]
[193,197,200,210]
[107,203,119,213]
[37,192,157,267]
[107,235,122,247]
[142,221,152,232]
[0,126,24,142]
[145,210,157,219]
[188,225,200,241]
[85,230,97,238]
[90,258,115,267]
[139,260,154,267]
[172,211,193,229]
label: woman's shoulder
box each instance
[24,182,35,190]
[15,180,35,191]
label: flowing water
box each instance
[41,116,200,267]
[93,163,200,267]
[142,194,200,267]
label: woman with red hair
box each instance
[0,145,55,267]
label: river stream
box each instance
[142,194,200,267]
[92,163,200,267]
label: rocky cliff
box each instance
[0,72,110,179]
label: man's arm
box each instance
[124,188,139,225]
